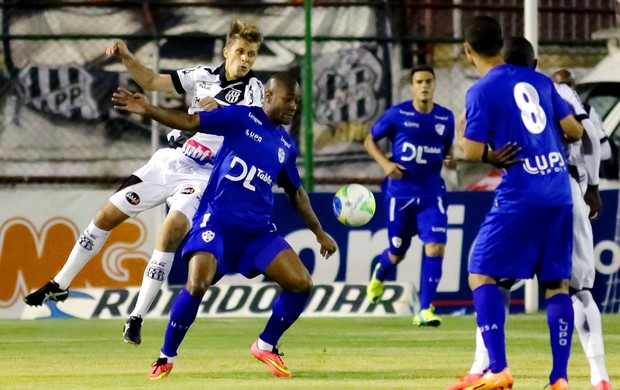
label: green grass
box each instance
[1,315,618,389]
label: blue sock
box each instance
[375,249,395,282]
[546,293,574,384]
[473,284,507,373]
[259,290,310,347]
[161,289,202,357]
[419,254,443,310]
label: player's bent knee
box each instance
[388,253,405,264]
[281,272,313,293]
[158,225,188,251]
[468,273,497,290]
[186,252,217,296]
[541,279,570,296]
[157,212,190,251]
[94,202,130,231]
[424,243,445,257]
[186,280,210,296]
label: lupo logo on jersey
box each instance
[245,129,262,143]
[523,151,566,175]
[180,187,195,195]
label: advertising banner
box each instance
[3,189,620,319]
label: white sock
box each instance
[573,290,610,385]
[54,221,110,290]
[130,250,175,318]
[159,351,175,363]
[470,326,489,374]
[257,338,274,351]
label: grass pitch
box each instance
[1,314,618,389]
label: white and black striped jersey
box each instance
[167,64,264,166]
[171,63,264,114]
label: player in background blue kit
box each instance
[364,65,455,327]
[458,16,584,390]
[113,73,338,379]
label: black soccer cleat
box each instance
[123,315,143,345]
[24,280,69,306]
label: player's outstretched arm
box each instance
[288,186,337,259]
[105,39,176,93]
[112,88,200,132]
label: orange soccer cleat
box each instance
[445,373,483,390]
[464,368,513,390]
[148,357,173,380]
[444,373,482,390]
[250,340,293,378]
[549,378,569,390]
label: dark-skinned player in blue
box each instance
[113,73,337,379]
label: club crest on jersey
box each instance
[202,230,215,243]
[435,124,445,136]
[180,187,196,195]
[224,89,242,104]
[278,148,286,163]
[125,192,140,205]
[391,237,402,248]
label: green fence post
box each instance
[303,0,314,192]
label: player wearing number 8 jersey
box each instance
[457,16,584,390]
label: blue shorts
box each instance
[468,205,573,282]
[182,215,291,279]
[386,194,448,256]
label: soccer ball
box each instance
[332,184,376,227]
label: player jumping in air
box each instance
[24,20,264,347]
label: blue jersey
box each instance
[371,101,454,197]
[465,64,572,211]
[195,106,301,231]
